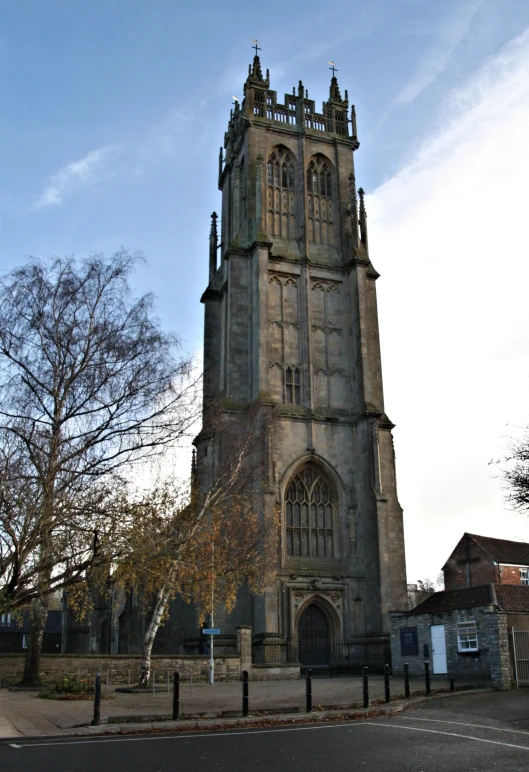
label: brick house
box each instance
[443,533,529,590]
[390,533,529,690]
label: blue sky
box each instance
[2,0,529,581]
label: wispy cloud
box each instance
[393,0,486,107]
[35,145,119,208]
[367,27,529,579]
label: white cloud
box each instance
[35,145,119,209]
[368,27,529,580]
[394,0,486,106]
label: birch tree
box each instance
[0,251,198,684]
[116,410,274,687]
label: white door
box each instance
[431,624,447,674]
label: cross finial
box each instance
[328,61,338,77]
[251,38,261,57]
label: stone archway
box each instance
[297,603,330,667]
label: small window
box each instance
[285,367,301,404]
[22,634,28,649]
[521,568,529,585]
[457,621,478,652]
[0,613,12,625]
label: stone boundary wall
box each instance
[0,652,301,686]
[0,654,242,686]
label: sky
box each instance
[1,0,529,583]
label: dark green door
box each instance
[298,604,330,666]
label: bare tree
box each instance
[0,251,198,683]
[498,427,529,513]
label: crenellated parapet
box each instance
[220,54,360,184]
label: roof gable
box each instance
[443,532,529,568]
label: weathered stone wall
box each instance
[0,654,242,687]
[389,606,512,690]
[0,653,301,685]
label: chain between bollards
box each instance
[424,661,431,696]
[92,672,101,726]
[305,669,312,713]
[384,664,390,703]
[242,669,249,717]
[172,670,180,720]
[362,666,369,708]
[404,663,410,698]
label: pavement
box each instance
[0,674,492,739]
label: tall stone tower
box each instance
[195,52,407,653]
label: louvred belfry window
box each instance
[286,466,335,557]
[266,147,296,239]
[306,155,334,246]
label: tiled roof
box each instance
[409,586,493,614]
[495,584,529,612]
[408,584,529,614]
[465,533,529,565]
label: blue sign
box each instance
[203,628,221,635]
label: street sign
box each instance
[203,628,221,635]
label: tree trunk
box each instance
[21,597,49,686]
[137,584,171,688]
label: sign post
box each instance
[203,628,220,686]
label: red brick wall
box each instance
[499,566,528,585]
[444,537,500,590]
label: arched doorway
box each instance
[298,604,330,667]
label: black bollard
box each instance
[306,669,312,713]
[172,671,180,720]
[362,666,369,709]
[384,664,390,703]
[450,677,455,693]
[242,669,249,717]
[404,663,410,699]
[92,673,101,726]
[424,662,431,696]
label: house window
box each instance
[0,613,11,625]
[285,465,335,557]
[521,568,529,585]
[457,621,478,652]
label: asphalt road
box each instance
[2,690,529,771]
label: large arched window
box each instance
[285,466,335,557]
[267,147,296,239]
[306,155,334,246]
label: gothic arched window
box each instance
[285,466,335,557]
[306,155,334,246]
[266,147,296,240]
[254,90,265,117]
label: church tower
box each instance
[195,51,407,651]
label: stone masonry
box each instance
[194,51,408,652]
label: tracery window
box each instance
[266,147,296,239]
[335,111,345,136]
[306,155,334,246]
[285,366,301,404]
[286,466,335,557]
[254,90,265,117]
